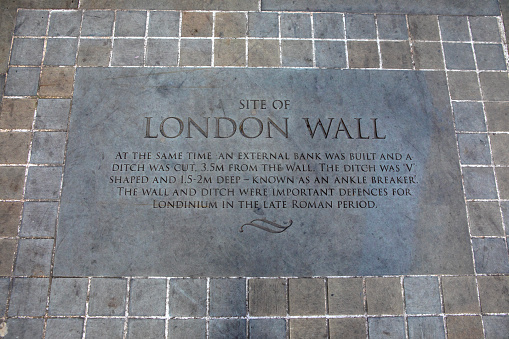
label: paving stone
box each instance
[457,133,491,165]
[179,39,211,66]
[443,43,475,70]
[81,10,115,36]
[467,201,504,236]
[281,40,313,67]
[248,39,280,67]
[249,319,286,339]
[289,278,325,315]
[0,239,16,276]
[289,318,327,339]
[502,201,509,232]
[347,41,379,68]
[9,278,49,316]
[407,316,445,339]
[48,11,82,37]
[377,14,408,40]
[452,102,486,132]
[25,166,63,199]
[477,276,509,313]
[214,39,246,67]
[0,278,9,312]
[446,315,484,339]
[49,278,88,315]
[479,72,509,101]
[474,44,507,71]
[442,276,479,313]
[380,41,412,69]
[469,17,501,42]
[496,167,509,199]
[46,318,83,339]
[89,278,126,316]
[5,67,40,96]
[472,238,509,273]
[366,277,403,315]
[210,278,246,316]
[328,277,363,315]
[483,315,509,338]
[38,66,75,98]
[181,12,212,37]
[3,319,43,339]
[281,13,311,38]
[438,16,470,41]
[80,0,257,10]
[448,71,482,100]
[30,132,67,164]
[490,133,509,165]
[35,98,71,130]
[248,278,286,316]
[168,278,206,316]
[248,12,278,38]
[10,38,44,66]
[0,9,15,74]
[209,319,246,339]
[215,12,246,38]
[313,13,344,39]
[0,132,30,164]
[148,11,179,37]
[0,202,21,237]
[112,39,144,66]
[404,276,441,314]
[345,14,376,39]
[502,0,509,44]
[129,278,166,316]
[412,41,444,69]
[315,41,346,68]
[14,239,53,276]
[14,10,49,36]
[168,319,206,339]
[44,38,78,66]
[85,319,123,339]
[368,317,405,339]
[146,39,178,66]
[0,167,25,199]
[115,11,147,37]
[77,38,112,66]
[329,318,366,338]
[408,15,440,40]
[127,319,165,339]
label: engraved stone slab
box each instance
[54,69,474,276]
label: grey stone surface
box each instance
[408,15,440,40]
[377,14,408,40]
[469,17,501,42]
[81,10,114,36]
[168,319,206,339]
[442,276,479,313]
[46,318,83,339]
[472,238,509,274]
[111,39,144,66]
[49,278,88,315]
[315,41,346,68]
[281,40,313,67]
[404,276,441,314]
[3,319,44,339]
[443,43,475,70]
[179,39,211,66]
[289,278,325,315]
[438,16,470,41]
[290,318,327,338]
[452,102,486,132]
[77,38,112,66]
[313,13,344,39]
[347,41,379,68]
[9,278,49,316]
[129,278,166,316]
[329,318,366,338]
[479,72,509,101]
[148,11,179,37]
[248,12,278,38]
[25,166,63,199]
[467,201,504,236]
[85,319,124,339]
[10,38,44,65]
[210,278,246,316]
[146,39,177,66]
[14,239,53,276]
[249,278,286,316]
[0,278,9,314]
[280,13,311,38]
[407,316,445,339]
[48,11,82,37]
[462,167,497,199]
[484,315,509,338]
[328,277,364,315]
[5,67,40,96]
[30,131,67,164]
[168,278,206,316]
[55,68,473,277]
[14,10,49,36]
[127,319,165,339]
[209,319,246,339]
[474,44,507,71]
[345,14,376,39]
[44,38,78,66]
[457,133,491,165]
[478,276,509,313]
[35,98,71,130]
[380,41,412,69]
[80,0,258,10]
[366,277,403,315]
[368,317,405,339]
[249,319,286,339]
[88,278,127,316]
[115,11,147,37]
[412,41,444,70]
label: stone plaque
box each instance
[54,69,474,277]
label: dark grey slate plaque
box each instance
[54,68,473,277]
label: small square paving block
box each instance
[368,317,405,339]
[469,17,501,42]
[14,238,53,276]
[329,318,366,339]
[345,14,376,39]
[215,12,246,38]
[412,41,444,69]
[289,278,325,315]
[314,13,344,39]
[44,38,78,66]
[472,238,509,274]
[0,98,36,129]
[315,41,346,69]
[248,12,278,37]
[377,14,408,40]
[46,318,83,339]
[328,277,364,315]
[181,12,212,37]
[49,277,88,315]
[486,102,509,132]
[30,132,67,164]
[467,201,504,236]
[210,278,246,316]
[442,276,479,313]
[35,99,71,130]
[115,11,146,37]
[5,67,40,96]
[0,167,25,199]
[0,132,30,164]
[48,11,82,37]
[127,319,165,339]
[289,318,327,339]
[81,10,114,36]
[457,133,491,165]
[490,133,509,165]
[446,316,484,339]
[88,278,127,316]
[281,13,311,38]
[0,202,21,237]
[85,319,124,339]
[112,39,144,66]
[248,39,280,67]
[462,167,497,199]
[366,277,403,315]
[443,43,475,70]
[9,278,49,316]
[168,319,206,339]
[475,44,507,71]
[146,39,178,66]
[496,167,509,199]
[78,39,112,66]
[380,41,412,69]
[0,239,16,276]
[249,278,286,316]
[447,72,482,100]
[347,41,379,68]
[438,16,470,41]
[453,102,486,132]
[404,276,441,314]
[407,317,445,339]
[484,316,509,338]
[38,67,75,98]
[148,11,179,37]
[408,15,440,40]
[10,38,44,66]
[14,10,49,36]
[168,278,206,316]
[281,40,313,67]
[479,72,509,101]
[214,39,245,67]
[209,319,246,339]
[477,276,509,313]
[4,319,43,339]
[179,39,211,66]
[25,166,63,200]
[129,278,166,316]
[249,319,286,339]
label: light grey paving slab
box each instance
[35,99,71,130]
[209,319,246,339]
[469,17,501,42]
[88,278,127,316]
[81,10,114,36]
[457,133,491,165]
[48,11,82,37]
[148,11,179,37]
[14,10,49,36]
[3,318,44,339]
[25,166,63,200]
[472,238,509,273]
[210,278,246,316]
[9,278,49,316]
[404,276,441,314]
[249,319,286,339]
[280,13,311,38]
[5,67,40,96]
[49,278,88,316]
[248,12,278,38]
[484,315,509,338]
[452,102,486,132]
[467,201,504,236]
[10,38,44,66]
[85,319,124,339]
[315,41,346,68]
[46,318,83,339]
[14,239,53,276]
[407,316,445,339]
[313,13,344,39]
[30,131,67,164]
[127,319,165,339]
[377,14,408,40]
[439,16,470,41]
[368,317,405,339]
[129,278,166,316]
[345,14,376,39]
[168,278,206,316]
[115,11,147,37]
[44,38,78,66]
[474,44,507,71]
[443,43,475,70]
[168,319,206,339]
[146,39,178,66]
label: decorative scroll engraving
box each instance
[240,219,293,233]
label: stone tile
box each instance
[0,10,15,74]
[329,318,366,339]
[81,10,114,36]
[281,40,313,67]
[490,133,509,165]
[14,239,53,276]
[477,276,509,313]
[85,319,123,339]
[10,38,44,66]
[14,10,49,36]
[345,13,376,39]
[44,38,78,66]
[79,0,257,10]
[281,13,311,38]
[0,202,21,237]
[496,167,509,199]
[9,278,49,316]
[472,238,509,273]
[148,11,179,37]
[115,11,147,37]
[48,11,82,37]
[442,276,479,313]
[46,318,83,339]
[49,278,88,315]
[209,319,246,339]
[181,12,212,37]
[3,319,43,339]
[249,278,286,316]
[248,12,278,38]
[129,278,166,316]
[146,39,178,66]
[127,319,165,339]
[38,66,75,98]
[443,43,475,70]
[446,315,484,339]
[179,39,211,66]
[452,102,486,132]
[289,318,327,339]
[479,72,509,101]
[35,98,71,130]
[0,98,36,129]
[328,277,363,315]
[314,13,344,39]
[112,39,144,66]
[77,38,112,66]
[210,278,246,316]
[214,39,246,67]
[0,167,25,199]
[377,14,408,40]
[368,317,405,339]
[447,71,482,100]
[289,278,325,315]
[484,315,509,338]
[467,201,504,236]
[248,39,280,67]
[366,277,403,315]
[0,239,16,276]
[5,67,40,96]
[30,132,67,164]
[408,15,440,40]
[347,41,379,68]
[407,316,445,339]
[475,44,507,71]
[168,319,206,339]
[439,16,470,41]
[315,41,346,68]
[404,276,441,314]
[469,17,501,42]
[0,277,9,312]
[0,132,30,164]
[412,41,444,69]
[89,278,126,316]
[249,319,286,339]
[25,166,63,199]
[502,202,509,232]
[168,278,206,316]
[215,12,246,38]
[457,133,491,165]
[380,41,412,69]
